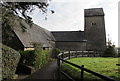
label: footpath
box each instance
[21,61,58,81]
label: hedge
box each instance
[52,48,61,58]
[19,42,51,70]
[19,50,51,70]
[19,50,35,66]
[1,43,20,79]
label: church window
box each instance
[92,23,97,26]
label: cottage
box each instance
[2,17,55,51]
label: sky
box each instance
[28,0,119,47]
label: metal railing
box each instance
[57,51,116,81]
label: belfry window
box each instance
[92,23,97,26]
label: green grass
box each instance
[61,57,120,80]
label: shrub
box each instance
[18,50,35,66]
[103,45,117,57]
[39,50,51,68]
[18,42,51,70]
[33,42,43,70]
[33,42,51,70]
[55,48,61,55]
[118,53,120,57]
[2,43,20,79]
[103,38,117,57]
[52,48,61,58]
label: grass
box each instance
[61,57,120,80]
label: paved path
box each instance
[22,61,58,80]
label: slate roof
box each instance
[51,31,86,42]
[85,8,104,17]
[13,17,55,48]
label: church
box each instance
[2,8,106,52]
[52,8,106,52]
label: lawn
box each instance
[61,57,120,80]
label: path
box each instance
[21,61,58,80]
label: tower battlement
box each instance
[85,8,104,17]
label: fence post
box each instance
[62,52,64,59]
[57,56,60,69]
[81,65,84,81]
[61,52,64,63]
[87,51,90,57]
[58,55,60,80]
[82,51,83,57]
[68,51,70,59]
[75,51,77,58]
[94,51,96,57]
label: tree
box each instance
[103,35,117,57]
[1,1,54,45]
[1,1,50,21]
[1,1,53,28]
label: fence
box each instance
[60,51,103,59]
[57,51,116,81]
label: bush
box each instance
[52,48,61,58]
[33,42,51,70]
[18,42,51,70]
[2,43,20,79]
[33,42,43,69]
[37,50,51,69]
[103,45,117,57]
[55,48,61,55]
[118,53,120,57]
[19,50,35,66]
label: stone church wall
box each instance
[85,16,106,51]
[55,42,86,51]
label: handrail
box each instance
[57,51,116,81]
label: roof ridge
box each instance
[51,31,84,32]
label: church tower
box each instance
[84,8,106,51]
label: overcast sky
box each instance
[29,0,119,47]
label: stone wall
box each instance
[85,16,106,51]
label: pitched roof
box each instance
[51,31,86,42]
[13,17,55,48]
[84,8,104,17]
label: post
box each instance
[61,52,64,64]
[96,51,98,57]
[88,51,89,57]
[94,51,96,57]
[57,55,60,79]
[62,52,64,59]
[82,51,83,57]
[75,51,77,58]
[68,51,70,59]
[81,65,84,81]
[57,56,60,69]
